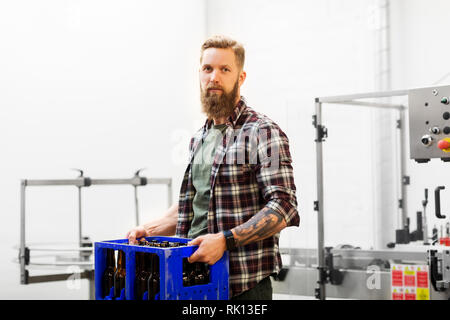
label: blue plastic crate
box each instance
[94,236,229,300]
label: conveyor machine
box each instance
[272,85,450,300]
[16,168,172,299]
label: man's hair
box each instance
[200,35,245,70]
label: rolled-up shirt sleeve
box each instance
[255,121,300,227]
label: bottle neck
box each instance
[151,255,158,274]
[106,249,115,267]
[136,252,144,270]
[117,250,125,269]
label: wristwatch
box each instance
[223,230,236,250]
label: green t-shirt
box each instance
[188,123,227,239]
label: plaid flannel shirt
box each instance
[175,98,300,297]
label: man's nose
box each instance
[209,70,220,83]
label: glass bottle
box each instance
[114,250,126,298]
[102,249,116,297]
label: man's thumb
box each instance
[128,231,136,244]
[188,236,203,246]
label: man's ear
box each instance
[239,70,247,87]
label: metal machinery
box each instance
[272,85,450,300]
[16,168,172,299]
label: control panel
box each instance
[408,85,450,163]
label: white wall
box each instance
[0,0,206,299]
[206,0,380,250]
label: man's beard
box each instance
[200,79,239,120]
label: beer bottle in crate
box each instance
[194,262,205,285]
[135,252,151,300]
[151,240,160,247]
[138,237,150,246]
[102,248,116,297]
[161,241,170,248]
[185,259,198,286]
[114,250,126,298]
[202,263,210,284]
[182,258,190,286]
[147,254,160,300]
[188,262,197,286]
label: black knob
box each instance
[444,126,450,135]
[444,112,450,120]
[431,127,440,134]
[421,135,433,146]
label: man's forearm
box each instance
[142,203,178,236]
[231,207,287,247]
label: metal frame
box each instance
[18,170,172,299]
[314,89,409,300]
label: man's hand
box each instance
[187,233,227,265]
[125,203,179,244]
[126,225,147,245]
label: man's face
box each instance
[200,48,246,120]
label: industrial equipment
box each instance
[408,86,450,163]
[272,85,450,300]
[16,169,172,299]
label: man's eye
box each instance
[204,66,212,71]
[222,68,230,72]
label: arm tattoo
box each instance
[232,207,286,247]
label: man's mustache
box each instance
[206,85,223,91]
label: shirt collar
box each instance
[203,96,246,131]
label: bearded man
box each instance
[127,35,300,300]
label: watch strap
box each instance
[223,230,236,251]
